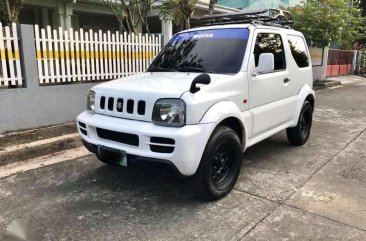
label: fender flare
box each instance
[292,84,315,126]
[200,101,249,148]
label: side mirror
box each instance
[190,73,211,94]
[256,53,274,74]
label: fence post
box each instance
[17,24,39,90]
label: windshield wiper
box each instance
[177,66,217,74]
[148,66,177,72]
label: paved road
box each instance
[1,80,366,240]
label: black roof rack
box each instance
[200,8,293,29]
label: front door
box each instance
[248,30,295,137]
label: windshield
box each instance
[147,28,249,74]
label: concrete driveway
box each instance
[1,79,366,240]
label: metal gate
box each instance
[326,49,353,77]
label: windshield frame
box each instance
[147,27,250,75]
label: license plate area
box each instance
[97,145,127,167]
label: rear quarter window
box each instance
[287,35,310,68]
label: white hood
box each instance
[93,72,204,98]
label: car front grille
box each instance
[98,95,147,120]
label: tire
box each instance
[192,126,242,201]
[286,100,313,146]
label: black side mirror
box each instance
[189,73,211,94]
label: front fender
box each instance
[200,101,251,148]
[292,84,315,126]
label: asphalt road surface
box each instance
[1,80,366,240]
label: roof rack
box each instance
[200,8,293,28]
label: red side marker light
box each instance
[243,99,248,104]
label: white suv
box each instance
[77,11,314,200]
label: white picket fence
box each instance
[34,25,161,84]
[0,23,22,88]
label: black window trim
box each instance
[252,31,287,75]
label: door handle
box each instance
[284,78,291,83]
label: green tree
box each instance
[103,0,159,34]
[288,0,365,49]
[159,0,198,31]
[1,0,24,24]
[355,0,366,16]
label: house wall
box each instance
[0,82,96,133]
[20,0,116,30]
[217,0,303,9]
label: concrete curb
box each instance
[0,133,82,167]
[313,80,342,90]
[0,146,90,179]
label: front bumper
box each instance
[77,111,216,176]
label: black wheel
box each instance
[286,100,313,146]
[192,126,242,200]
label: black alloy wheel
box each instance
[193,126,242,200]
[211,143,234,188]
[287,100,313,146]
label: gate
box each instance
[326,49,354,77]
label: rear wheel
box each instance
[286,100,313,146]
[193,126,242,200]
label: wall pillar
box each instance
[56,0,74,30]
[17,24,39,90]
[41,8,50,28]
[159,16,172,45]
[57,0,66,29]
[321,46,329,80]
[352,50,357,74]
[65,5,73,30]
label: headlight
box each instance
[86,90,95,113]
[152,99,186,127]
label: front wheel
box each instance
[286,100,313,146]
[192,126,242,201]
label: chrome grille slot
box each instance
[100,96,105,110]
[108,97,114,111]
[127,99,134,114]
[137,101,146,115]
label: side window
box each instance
[254,33,286,71]
[288,35,310,68]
